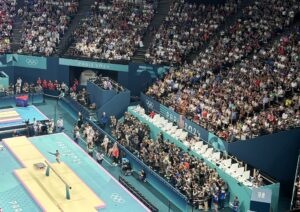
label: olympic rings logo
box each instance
[110,193,125,204]
[25,58,39,66]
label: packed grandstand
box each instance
[0,0,300,211]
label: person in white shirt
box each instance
[56,117,64,132]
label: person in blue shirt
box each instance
[219,188,226,209]
[100,112,108,128]
[213,192,219,211]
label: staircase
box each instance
[57,0,95,56]
[11,0,26,52]
[132,0,172,63]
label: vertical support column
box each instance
[45,165,50,176]
[66,185,71,200]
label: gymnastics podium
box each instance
[16,95,29,107]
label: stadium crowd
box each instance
[190,0,299,71]
[146,0,300,141]
[17,0,78,56]
[0,0,16,54]
[145,0,240,65]
[112,112,229,210]
[67,0,154,61]
[147,27,300,141]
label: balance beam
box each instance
[44,160,72,199]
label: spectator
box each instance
[96,151,104,165]
[56,117,64,132]
[67,0,154,61]
[146,0,240,65]
[18,0,79,56]
[100,112,108,128]
[139,169,147,182]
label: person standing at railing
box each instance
[219,187,226,210]
[56,117,64,132]
[100,112,108,129]
[231,196,239,212]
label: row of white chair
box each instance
[133,106,188,141]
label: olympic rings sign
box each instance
[25,58,39,66]
[110,193,125,204]
[145,99,154,110]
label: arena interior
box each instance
[0,0,300,211]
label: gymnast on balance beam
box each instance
[48,150,61,163]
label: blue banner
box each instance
[7,54,47,70]
[59,58,128,72]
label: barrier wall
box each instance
[86,81,117,109]
[128,106,280,212]
[228,128,300,193]
[61,96,91,118]
[0,71,9,89]
[96,90,130,119]
[118,63,169,96]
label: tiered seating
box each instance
[145,0,240,65]
[146,24,300,141]
[67,0,154,61]
[0,0,16,54]
[17,0,79,56]
[191,0,299,71]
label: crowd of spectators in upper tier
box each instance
[147,26,300,141]
[17,0,78,56]
[67,0,154,61]
[190,0,299,71]
[0,0,16,54]
[145,0,240,65]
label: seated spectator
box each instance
[90,76,124,92]
[146,26,300,140]
[138,169,147,182]
[146,0,240,65]
[67,0,154,61]
[18,0,79,56]
[0,0,16,54]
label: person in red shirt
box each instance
[149,111,155,118]
[53,80,58,90]
[37,77,41,86]
[42,79,48,89]
[74,78,79,87]
[202,110,208,119]
[48,80,54,90]
[111,143,119,166]
[72,84,77,92]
